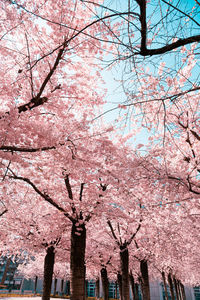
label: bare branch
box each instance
[138,0,147,53]
[64,174,77,216]
[2,161,11,181]
[9,171,74,221]
[107,220,120,246]
[190,129,200,141]
[0,209,8,217]
[127,221,141,246]
[0,145,56,152]
[64,174,73,200]
[161,0,200,27]
[136,0,200,56]
[139,35,200,56]
[17,43,66,113]
[79,183,85,201]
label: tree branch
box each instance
[0,209,8,217]
[0,145,56,152]
[17,43,66,113]
[190,129,200,141]
[135,0,200,56]
[79,183,85,201]
[9,172,74,221]
[107,220,120,246]
[138,0,147,53]
[64,174,77,216]
[64,174,73,200]
[127,221,141,246]
[139,35,200,56]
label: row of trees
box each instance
[1,0,200,300]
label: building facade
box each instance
[0,256,197,299]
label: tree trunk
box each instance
[161,272,169,300]
[179,281,186,300]
[1,257,11,285]
[115,281,118,299]
[167,273,175,300]
[70,221,86,300]
[53,278,57,296]
[117,272,122,300]
[140,260,150,300]
[129,272,136,300]
[101,267,109,300]
[66,281,70,296]
[173,277,180,300]
[61,279,64,296]
[177,281,183,300]
[42,246,55,300]
[34,276,38,295]
[120,245,130,300]
[135,283,140,300]
[95,277,100,299]
[85,280,88,298]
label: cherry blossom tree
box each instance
[0,192,71,300]
[0,2,115,299]
[2,3,200,300]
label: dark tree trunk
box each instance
[115,281,118,299]
[53,278,57,296]
[129,272,136,300]
[70,222,86,300]
[85,280,88,298]
[42,246,55,300]
[117,272,122,300]
[120,245,130,300]
[66,281,70,296]
[161,272,169,300]
[140,260,150,300]
[179,281,186,300]
[95,277,100,299]
[173,277,180,300]
[167,273,175,300]
[34,276,38,295]
[177,281,182,300]
[61,279,64,296]
[135,283,140,300]
[101,267,109,300]
[1,257,11,285]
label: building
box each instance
[0,256,197,299]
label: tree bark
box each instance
[120,245,130,300]
[42,246,55,300]
[1,257,11,285]
[161,272,169,300]
[140,260,150,300]
[34,276,38,295]
[101,267,109,300]
[95,277,100,299]
[129,272,136,300]
[173,277,180,300]
[70,221,86,300]
[66,281,70,296]
[117,272,122,300]
[115,281,118,299]
[53,278,57,296]
[177,281,183,300]
[179,281,186,300]
[167,273,175,300]
[85,280,88,298]
[135,283,140,300]
[61,279,64,296]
